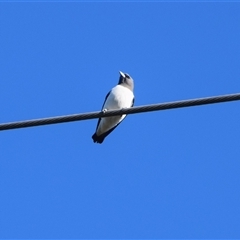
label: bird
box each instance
[92,71,135,144]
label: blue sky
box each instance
[0,1,240,239]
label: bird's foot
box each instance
[102,108,108,113]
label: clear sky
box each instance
[0,1,240,239]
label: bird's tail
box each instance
[92,133,105,144]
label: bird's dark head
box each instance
[118,71,134,91]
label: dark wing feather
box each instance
[95,91,111,131]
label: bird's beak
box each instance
[119,71,125,78]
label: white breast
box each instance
[96,85,134,136]
[103,85,134,110]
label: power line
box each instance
[0,92,240,131]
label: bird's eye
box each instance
[125,74,130,78]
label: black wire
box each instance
[0,92,240,131]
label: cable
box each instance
[0,92,240,131]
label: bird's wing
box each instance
[131,97,135,107]
[95,91,111,131]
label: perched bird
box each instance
[92,71,135,144]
